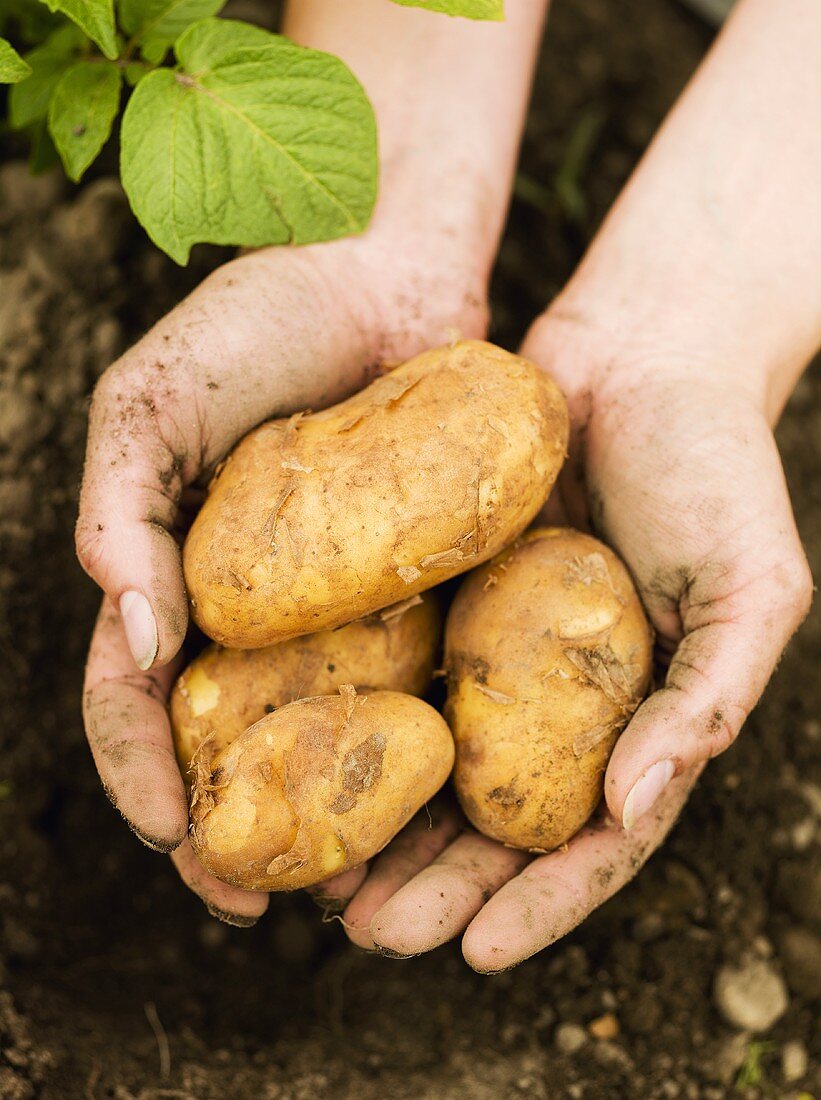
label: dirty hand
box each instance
[341,0,820,965]
[74,0,545,924]
[77,236,488,923]
[341,309,810,967]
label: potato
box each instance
[170,593,440,783]
[445,528,653,851]
[189,687,454,890]
[183,340,568,648]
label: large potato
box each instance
[189,688,454,891]
[445,528,653,851]
[183,340,568,648]
[170,593,440,782]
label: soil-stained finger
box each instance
[343,796,464,950]
[461,768,702,973]
[308,863,369,914]
[83,598,188,852]
[171,839,269,927]
[369,829,530,958]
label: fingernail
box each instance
[622,759,676,830]
[374,944,414,960]
[205,902,260,928]
[119,590,158,670]
[308,892,347,914]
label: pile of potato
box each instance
[172,340,652,891]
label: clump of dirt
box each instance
[1,1,819,1098]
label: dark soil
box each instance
[1,1,819,1098]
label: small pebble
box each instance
[554,1023,587,1054]
[781,1039,808,1083]
[588,1012,619,1040]
[713,958,789,1031]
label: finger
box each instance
[369,829,530,958]
[307,863,369,914]
[343,798,464,951]
[75,353,196,669]
[171,839,269,927]
[76,248,382,670]
[83,598,188,852]
[607,531,812,830]
[462,768,701,973]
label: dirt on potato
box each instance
[0,1,819,1098]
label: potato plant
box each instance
[0,0,504,262]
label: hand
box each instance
[75,0,548,924]
[341,0,821,967]
[77,236,487,924]
[341,310,811,968]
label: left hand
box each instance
[340,309,812,969]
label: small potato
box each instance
[183,340,568,648]
[170,593,440,784]
[445,528,653,851]
[189,688,454,891]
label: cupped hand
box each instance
[77,236,487,924]
[341,310,812,968]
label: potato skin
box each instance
[170,594,440,783]
[445,528,653,851]
[183,340,568,648]
[189,689,454,891]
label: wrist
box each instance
[246,193,489,372]
[528,274,775,419]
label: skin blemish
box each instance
[341,732,386,795]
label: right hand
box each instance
[77,235,488,924]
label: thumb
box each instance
[75,351,193,669]
[607,533,812,829]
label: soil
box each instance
[1,1,819,1098]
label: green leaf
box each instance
[8,24,85,129]
[48,60,121,180]
[42,0,117,58]
[0,36,31,81]
[28,116,61,173]
[124,59,149,84]
[390,0,504,19]
[120,19,378,264]
[119,0,226,63]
